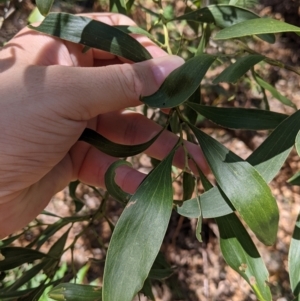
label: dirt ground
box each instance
[1,1,300,300]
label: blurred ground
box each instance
[1,1,300,300]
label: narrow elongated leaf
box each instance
[79,128,162,157]
[41,210,61,218]
[289,213,300,298]
[19,279,62,301]
[114,25,156,41]
[29,13,152,62]
[141,55,215,108]
[149,268,174,280]
[49,283,102,301]
[216,214,271,301]
[110,0,126,15]
[181,110,300,220]
[5,261,47,292]
[182,172,195,200]
[179,167,271,300]
[103,150,175,301]
[141,278,154,301]
[0,288,36,300]
[213,55,265,84]
[247,110,300,182]
[184,5,200,34]
[215,18,300,40]
[288,171,300,186]
[28,7,45,24]
[0,247,47,271]
[36,0,54,16]
[254,73,297,110]
[190,124,278,245]
[230,0,258,7]
[296,131,300,156]
[105,160,132,204]
[28,219,70,249]
[173,4,274,43]
[126,0,135,12]
[186,103,288,130]
[48,228,69,259]
[19,282,49,301]
[0,233,23,249]
[184,88,201,125]
[43,228,70,277]
[177,189,234,219]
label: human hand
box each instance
[0,13,207,238]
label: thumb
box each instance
[42,55,184,120]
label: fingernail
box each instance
[151,55,185,85]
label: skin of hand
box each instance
[0,13,208,238]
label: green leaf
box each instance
[177,183,234,219]
[43,228,70,277]
[114,25,156,42]
[29,13,152,62]
[181,110,300,219]
[4,261,47,292]
[49,283,102,301]
[149,268,174,280]
[48,228,70,258]
[72,264,90,284]
[140,278,154,301]
[36,0,54,16]
[190,124,278,245]
[20,282,48,301]
[247,110,300,182]
[184,6,200,35]
[213,55,265,84]
[0,288,36,300]
[254,73,297,110]
[288,171,300,186]
[28,6,45,24]
[69,180,84,212]
[110,0,127,15]
[184,89,201,125]
[186,103,288,130]
[102,150,175,301]
[41,210,62,218]
[0,247,47,271]
[185,161,271,300]
[141,54,215,108]
[216,213,271,301]
[152,251,170,269]
[173,4,275,43]
[104,160,132,204]
[79,128,162,157]
[182,172,195,201]
[29,219,70,249]
[0,233,23,249]
[229,0,258,7]
[19,279,62,301]
[296,131,300,156]
[215,18,300,40]
[126,0,135,12]
[289,213,300,298]
[196,24,209,56]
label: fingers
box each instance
[76,146,144,194]
[42,55,184,120]
[96,111,208,173]
[76,111,208,193]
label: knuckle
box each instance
[117,64,143,100]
